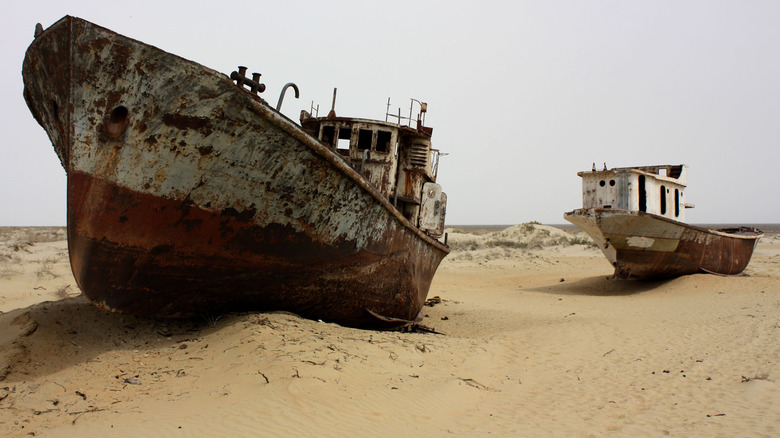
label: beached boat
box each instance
[564,164,762,280]
[22,16,449,327]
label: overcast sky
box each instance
[2,0,779,226]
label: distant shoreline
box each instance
[448,223,780,234]
[3,223,779,233]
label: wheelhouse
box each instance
[578,164,693,221]
[300,98,446,238]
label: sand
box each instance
[1,224,779,437]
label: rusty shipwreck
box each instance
[564,164,761,280]
[22,16,450,327]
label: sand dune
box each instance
[1,225,779,437]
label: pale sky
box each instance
[2,0,779,226]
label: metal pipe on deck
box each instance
[276,82,300,111]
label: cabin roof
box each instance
[578,164,687,185]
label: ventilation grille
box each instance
[410,143,429,168]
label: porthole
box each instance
[104,105,130,139]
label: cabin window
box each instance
[609,179,615,186]
[660,185,667,215]
[321,126,335,147]
[337,127,351,152]
[376,130,392,153]
[638,175,647,212]
[599,180,606,187]
[674,188,680,217]
[357,129,372,151]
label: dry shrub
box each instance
[23,227,67,244]
[56,284,74,299]
[36,257,59,280]
[0,253,25,279]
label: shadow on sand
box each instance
[530,275,674,297]
[1,295,230,382]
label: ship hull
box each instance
[22,16,448,327]
[564,208,761,280]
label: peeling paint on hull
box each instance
[564,208,762,280]
[22,16,448,327]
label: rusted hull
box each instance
[22,16,448,327]
[564,208,762,280]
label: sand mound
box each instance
[445,223,595,261]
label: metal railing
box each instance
[385,98,427,127]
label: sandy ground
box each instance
[1,224,779,437]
